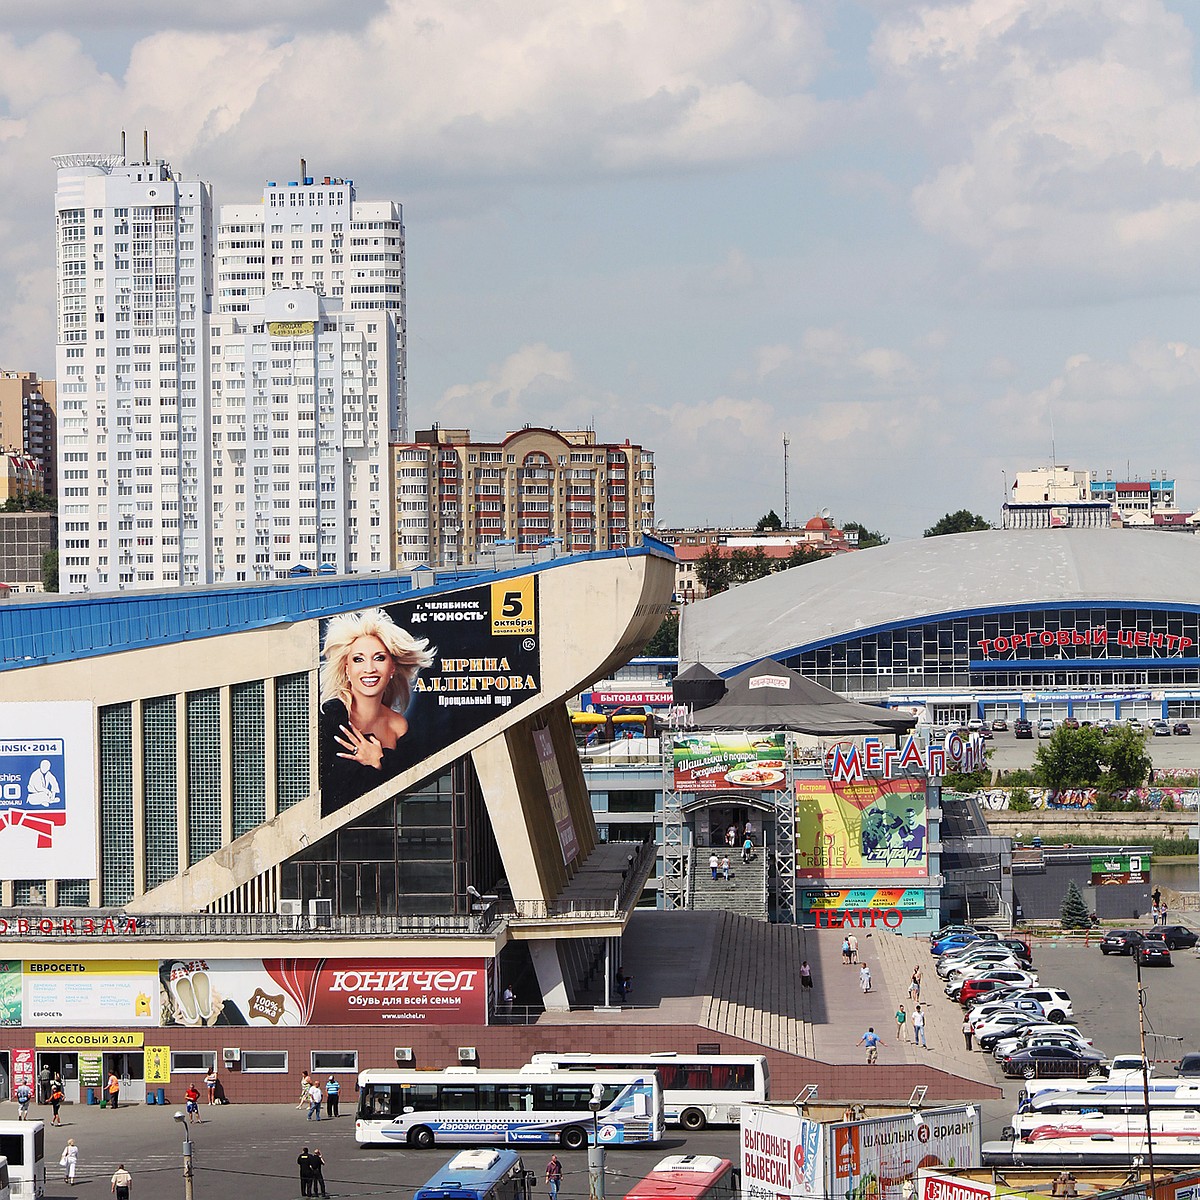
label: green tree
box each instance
[1034,726,1106,790]
[755,510,783,532]
[923,510,991,537]
[695,547,731,595]
[2,487,56,513]
[41,549,58,594]
[643,611,678,657]
[1104,725,1152,790]
[1009,787,1032,812]
[841,521,888,549]
[1061,880,1092,929]
[784,545,828,568]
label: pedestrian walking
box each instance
[841,936,852,964]
[742,835,754,863]
[545,1154,563,1200]
[325,1076,340,1119]
[709,853,719,881]
[297,1072,313,1109]
[110,1164,132,1200]
[51,1078,66,1124]
[721,855,730,881]
[60,1139,79,1185]
[15,1080,31,1120]
[307,1079,323,1120]
[962,1015,974,1051]
[310,1149,329,1198]
[297,1148,315,1198]
[185,1084,201,1123]
[895,1004,907,1040]
[848,934,859,964]
[912,1005,927,1048]
[800,960,813,989]
[859,963,871,993]
[39,1064,51,1104]
[1162,902,1169,925]
[1151,901,1161,925]
[909,965,922,1002]
[204,1067,218,1105]
[726,825,737,847]
[857,1027,884,1065]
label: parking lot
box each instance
[983,726,1200,775]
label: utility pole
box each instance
[173,1110,195,1200]
[782,433,791,529]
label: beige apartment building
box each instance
[391,426,655,569]
[0,370,57,496]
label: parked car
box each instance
[1137,938,1173,967]
[998,936,1033,965]
[1157,925,1199,951]
[1100,929,1146,956]
[1127,717,1144,733]
[980,1019,1090,1054]
[1037,717,1056,738]
[1014,718,1034,739]
[1153,720,1172,737]
[1174,721,1192,736]
[937,945,1021,977]
[931,930,998,957]
[967,718,985,732]
[942,957,1024,988]
[992,717,1009,731]
[969,996,1048,1026]
[1003,987,1075,1023]
[1000,1044,1108,1080]
[957,977,1022,1006]
[1097,718,1115,732]
[1175,1053,1200,1077]
[1062,716,1080,729]
[948,969,1039,1002]
[991,1030,1096,1061]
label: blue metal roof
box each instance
[0,542,673,674]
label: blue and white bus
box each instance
[414,1150,536,1200]
[527,1052,769,1130]
[355,1067,664,1149]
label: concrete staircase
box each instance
[690,849,768,920]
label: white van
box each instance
[0,1122,45,1200]
[0,1156,11,1200]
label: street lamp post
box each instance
[587,1084,606,1200]
[173,1110,195,1200]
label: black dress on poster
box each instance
[319,581,541,816]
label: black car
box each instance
[999,937,1033,966]
[1174,721,1192,736]
[1001,1044,1108,1080]
[1014,718,1034,739]
[1100,929,1145,955]
[1138,938,1173,967]
[1158,925,1199,951]
[1176,1053,1200,1077]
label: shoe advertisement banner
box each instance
[319,580,541,816]
[159,957,489,1026]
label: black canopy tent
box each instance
[681,658,918,737]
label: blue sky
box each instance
[5,0,1200,539]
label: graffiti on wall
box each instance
[969,787,1200,811]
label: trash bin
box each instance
[147,1092,156,1105]
[156,1087,166,1106]
[86,1087,96,1106]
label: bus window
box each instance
[0,1138,22,1167]
[404,1085,438,1112]
[685,1069,711,1090]
[657,1066,683,1089]
[496,1085,533,1112]
[553,1085,594,1111]
[441,1086,480,1112]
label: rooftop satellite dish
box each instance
[820,508,831,519]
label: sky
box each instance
[5,0,1200,540]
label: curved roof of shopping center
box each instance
[678,528,1200,673]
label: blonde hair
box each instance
[320,608,435,711]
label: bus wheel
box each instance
[408,1126,435,1149]
[681,1109,707,1132]
[562,1126,588,1151]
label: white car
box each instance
[969,997,1048,1027]
[992,1028,1095,1061]
[937,947,1021,977]
[942,955,1023,982]
[946,968,1038,998]
[1004,987,1074,1023]
[1037,717,1056,738]
[967,718,985,732]
[972,1010,1053,1042]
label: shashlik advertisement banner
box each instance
[672,732,789,791]
[319,580,541,815]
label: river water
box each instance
[1152,860,1200,892]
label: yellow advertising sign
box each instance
[144,1046,171,1084]
[36,1031,145,1049]
[267,320,315,337]
[490,579,536,637]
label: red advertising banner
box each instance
[11,1047,34,1098]
[159,958,489,1026]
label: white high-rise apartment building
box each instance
[211,170,405,580]
[54,148,213,591]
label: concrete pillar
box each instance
[529,940,571,1012]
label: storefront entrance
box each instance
[35,1051,80,1105]
[0,1052,8,1101]
[102,1051,145,1106]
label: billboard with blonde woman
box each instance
[319,579,540,814]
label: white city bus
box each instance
[355,1067,664,1149]
[527,1052,769,1130]
[0,1122,44,1200]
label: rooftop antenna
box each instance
[143,129,149,164]
[120,130,126,162]
[300,156,307,181]
[782,433,791,529]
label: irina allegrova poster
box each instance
[318,579,541,815]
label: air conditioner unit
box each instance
[457,1047,478,1064]
[394,1047,414,1064]
[223,1047,241,1064]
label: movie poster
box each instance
[796,777,928,879]
[319,579,541,814]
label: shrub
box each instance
[1009,788,1033,812]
